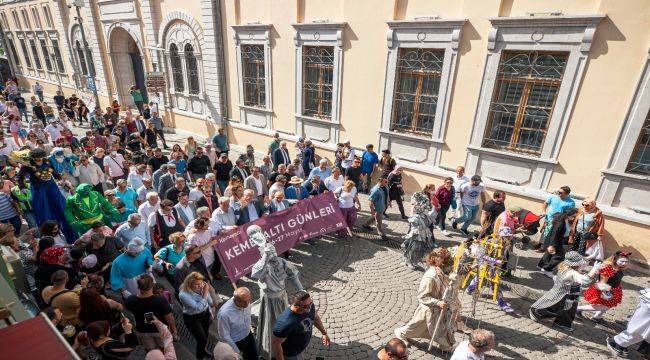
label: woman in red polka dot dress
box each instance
[577,251,630,324]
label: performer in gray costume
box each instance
[401,191,436,270]
[248,225,303,359]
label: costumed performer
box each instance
[577,251,630,324]
[394,247,459,352]
[248,225,303,359]
[401,191,436,270]
[18,148,76,242]
[64,183,120,235]
[606,288,650,358]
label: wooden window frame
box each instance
[302,46,334,119]
[241,44,266,108]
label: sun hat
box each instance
[289,176,303,185]
[82,254,98,269]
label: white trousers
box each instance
[614,299,650,348]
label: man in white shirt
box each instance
[137,178,155,204]
[138,192,160,221]
[244,165,268,204]
[127,164,148,190]
[450,329,495,360]
[324,167,344,192]
[74,154,105,194]
[115,213,152,247]
[268,175,287,200]
[452,175,487,236]
[44,119,63,143]
[189,178,206,203]
[211,197,238,232]
[103,145,126,181]
[217,287,258,358]
[340,140,355,170]
[451,165,470,218]
[0,132,19,157]
[174,193,196,225]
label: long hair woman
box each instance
[78,287,123,335]
[179,271,215,359]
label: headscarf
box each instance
[39,247,66,265]
[390,165,403,175]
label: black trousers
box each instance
[92,182,104,195]
[183,309,211,359]
[154,129,168,147]
[532,294,578,328]
[236,332,259,360]
[210,249,222,279]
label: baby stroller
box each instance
[515,209,542,245]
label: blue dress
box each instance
[18,162,77,242]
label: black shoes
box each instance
[606,336,628,357]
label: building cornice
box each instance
[231,23,272,31]
[291,22,347,31]
[386,18,466,29]
[488,14,606,28]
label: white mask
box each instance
[616,258,629,267]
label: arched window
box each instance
[75,40,88,75]
[169,43,184,92]
[184,43,200,95]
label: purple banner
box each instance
[213,192,347,283]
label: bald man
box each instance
[217,287,258,359]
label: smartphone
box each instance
[144,312,154,324]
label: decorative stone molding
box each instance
[379,18,465,170]
[231,24,273,130]
[597,49,650,222]
[158,11,204,46]
[292,21,347,147]
[199,0,227,124]
[465,14,606,191]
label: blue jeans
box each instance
[455,204,478,231]
[217,180,228,195]
[18,108,28,122]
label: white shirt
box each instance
[0,139,19,156]
[341,148,355,169]
[103,154,126,178]
[187,230,214,266]
[74,162,104,186]
[460,182,485,207]
[336,187,357,209]
[449,341,483,360]
[324,175,344,192]
[127,171,146,190]
[137,185,155,202]
[253,177,263,195]
[217,298,252,353]
[453,174,470,198]
[138,201,160,221]
[584,240,604,261]
[45,124,62,142]
[189,188,204,202]
[268,183,284,198]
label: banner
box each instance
[213,192,346,283]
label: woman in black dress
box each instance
[387,165,407,219]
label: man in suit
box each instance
[269,190,291,214]
[284,176,309,204]
[229,159,250,182]
[244,165,268,204]
[157,162,177,197]
[234,189,266,226]
[196,186,219,214]
[272,141,291,170]
[174,193,196,225]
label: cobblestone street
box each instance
[65,120,650,360]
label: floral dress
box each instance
[583,265,623,308]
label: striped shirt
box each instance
[0,193,18,220]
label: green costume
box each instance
[64,184,119,234]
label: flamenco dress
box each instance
[20,163,77,242]
[583,265,624,308]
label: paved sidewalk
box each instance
[24,90,650,359]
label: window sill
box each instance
[295,114,336,125]
[379,129,443,144]
[466,145,558,165]
[239,104,273,114]
[601,169,650,182]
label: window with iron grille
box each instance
[29,39,42,69]
[184,43,200,95]
[391,48,444,135]
[627,111,650,175]
[482,51,568,155]
[169,43,184,92]
[39,39,53,71]
[19,38,31,68]
[302,46,333,119]
[51,39,65,73]
[241,44,266,108]
[6,38,20,66]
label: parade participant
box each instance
[18,148,76,242]
[606,288,650,357]
[49,147,78,186]
[217,287,258,359]
[272,290,329,360]
[568,199,605,255]
[248,225,304,358]
[401,191,436,270]
[149,199,185,248]
[272,141,291,170]
[333,180,360,237]
[64,184,119,235]
[371,338,408,360]
[360,144,379,194]
[434,177,455,236]
[387,166,407,220]
[138,192,160,220]
[212,127,229,155]
[284,176,308,203]
[450,166,469,219]
[537,245,564,278]
[450,329,495,360]
[539,186,576,252]
[577,251,630,324]
[540,208,578,251]
[452,175,487,237]
[324,167,344,192]
[110,238,154,299]
[363,175,389,240]
[394,248,459,352]
[74,154,105,194]
[530,251,600,331]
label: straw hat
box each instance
[289,176,303,185]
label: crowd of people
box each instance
[0,79,647,360]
